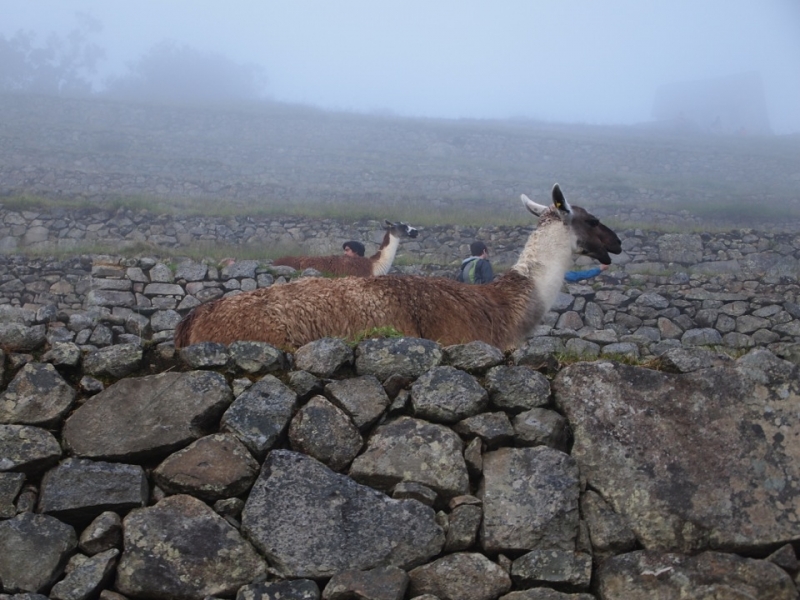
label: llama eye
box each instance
[588,219,599,227]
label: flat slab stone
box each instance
[0,362,76,427]
[38,458,148,526]
[0,424,62,474]
[597,550,797,600]
[554,359,800,553]
[479,446,580,553]
[242,450,444,578]
[349,416,469,499]
[116,494,266,599]
[64,371,232,462]
[0,512,77,593]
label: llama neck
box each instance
[370,231,400,276]
[511,218,575,313]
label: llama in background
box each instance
[272,220,418,276]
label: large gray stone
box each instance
[512,408,568,450]
[349,416,469,499]
[143,282,185,296]
[442,341,505,373]
[355,337,442,381]
[174,261,208,282]
[82,343,143,379]
[288,396,363,472]
[484,365,551,412]
[654,346,733,373]
[228,340,286,373]
[50,548,119,600]
[242,450,444,578]
[79,511,122,555]
[0,322,46,352]
[116,494,266,599]
[238,579,321,600]
[0,362,76,427]
[408,553,511,600]
[597,550,797,600]
[85,289,136,308]
[479,446,580,553]
[410,366,488,424]
[0,471,25,517]
[324,375,390,431]
[680,327,723,346]
[0,424,62,474]
[220,374,298,460]
[178,341,230,369]
[38,458,148,526]
[511,337,565,368]
[554,360,800,553]
[294,337,353,377]
[511,549,592,590]
[0,512,77,593]
[580,490,637,558]
[322,565,409,600]
[153,433,259,501]
[64,371,232,461]
[658,233,703,264]
[454,412,514,449]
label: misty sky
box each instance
[4,1,800,133]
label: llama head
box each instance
[384,220,419,239]
[521,184,621,265]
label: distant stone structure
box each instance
[652,71,772,135]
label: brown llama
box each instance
[174,185,621,351]
[272,220,418,276]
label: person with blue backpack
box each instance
[457,241,494,284]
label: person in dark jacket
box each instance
[457,241,494,284]
[564,263,609,282]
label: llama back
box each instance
[174,276,417,349]
[272,255,372,277]
[173,271,536,351]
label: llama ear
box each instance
[552,184,572,214]
[521,193,549,217]
[384,220,393,228]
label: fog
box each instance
[3,0,799,133]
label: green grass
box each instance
[347,326,405,346]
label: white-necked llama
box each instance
[272,220,418,277]
[174,185,621,351]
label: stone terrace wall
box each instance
[3,203,800,270]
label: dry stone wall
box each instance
[1,315,800,599]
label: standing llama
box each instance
[174,185,621,351]
[272,220,418,277]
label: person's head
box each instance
[470,241,488,258]
[343,241,365,257]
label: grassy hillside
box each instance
[1,94,799,229]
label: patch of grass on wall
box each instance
[348,326,405,346]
